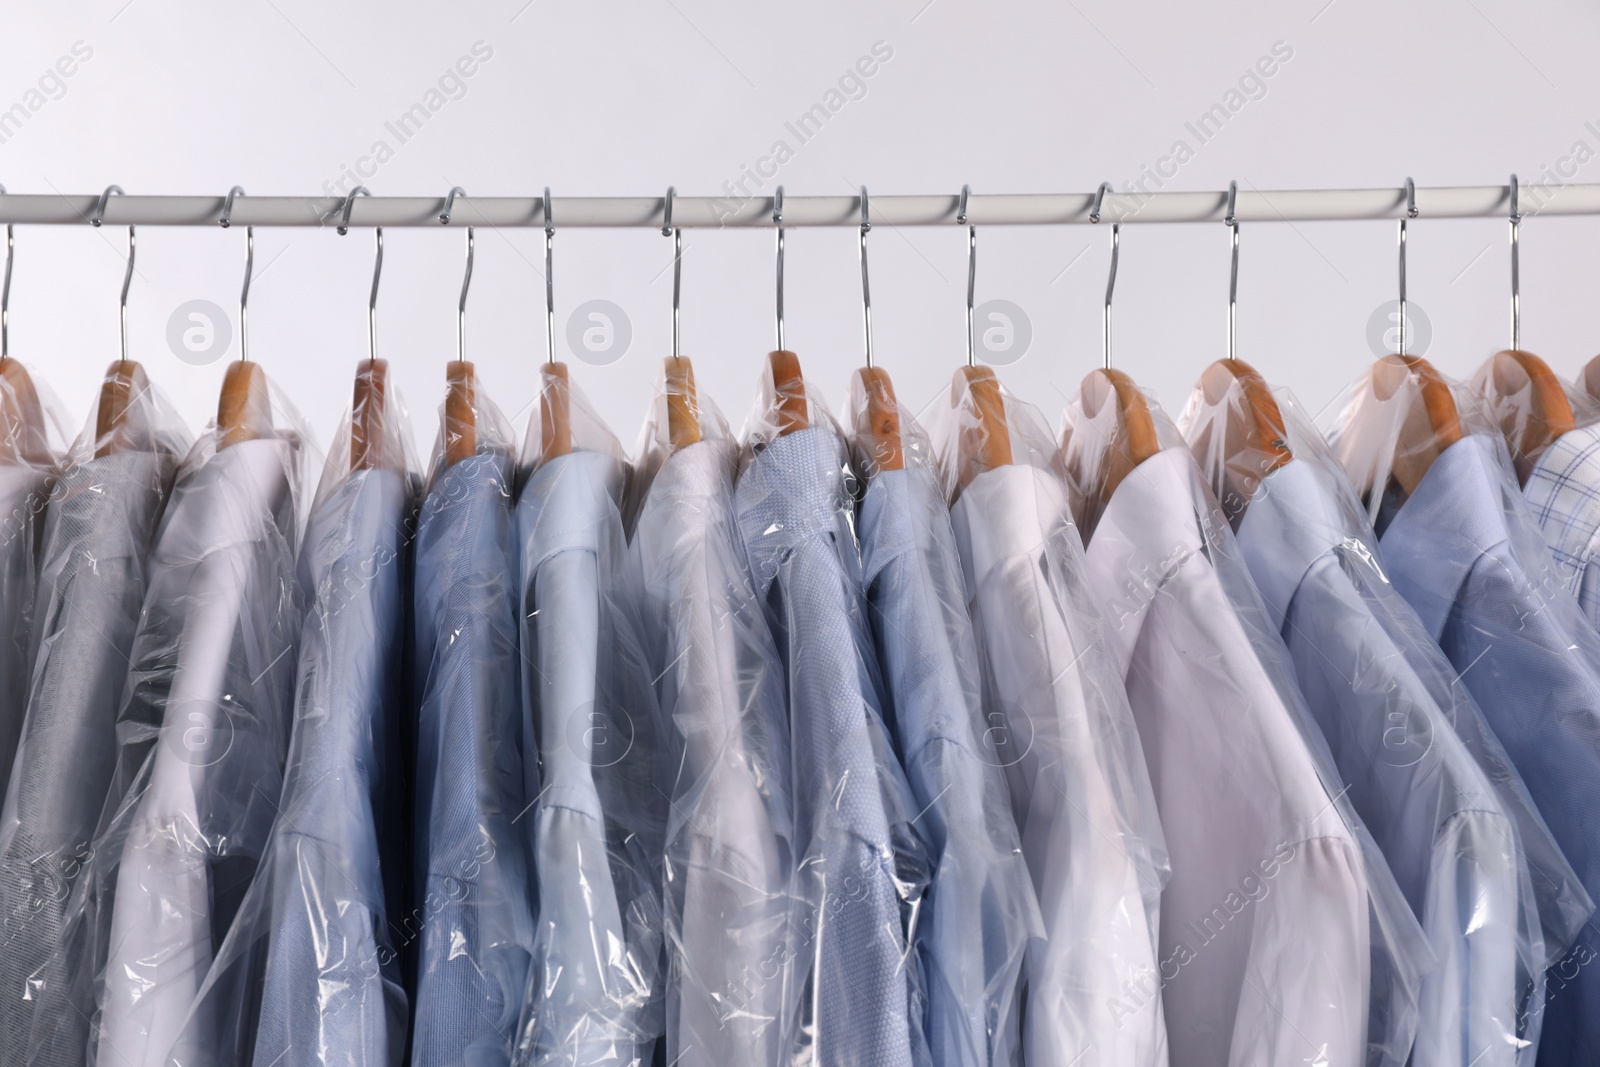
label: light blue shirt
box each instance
[858,463,1042,1067]
[1523,425,1600,632]
[734,426,928,1067]
[410,451,534,1067]
[515,449,665,1067]
[1239,455,1589,1067]
[1378,433,1600,1066]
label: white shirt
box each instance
[949,461,1170,1067]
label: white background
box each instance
[3,0,1600,469]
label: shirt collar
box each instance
[632,439,734,585]
[947,462,1070,596]
[1376,433,1525,639]
[1236,458,1367,632]
[734,426,857,598]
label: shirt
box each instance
[1237,454,1578,1067]
[515,449,664,1067]
[734,426,928,1067]
[1376,433,1600,1067]
[94,436,301,1067]
[0,461,49,813]
[410,451,534,1067]
[1522,424,1600,632]
[945,461,1160,1067]
[632,439,794,1067]
[0,452,172,1065]
[1084,447,1428,1067]
[859,462,1045,1067]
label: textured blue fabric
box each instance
[1378,434,1600,1066]
[857,464,1040,1067]
[1523,425,1600,633]
[734,427,927,1067]
[1239,456,1588,1067]
[410,452,534,1067]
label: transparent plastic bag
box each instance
[845,372,1045,1067]
[930,369,1169,1067]
[1062,377,1433,1067]
[1329,358,1600,1063]
[161,372,419,1066]
[732,362,932,1067]
[1184,372,1592,1066]
[27,374,310,1067]
[630,363,794,1067]
[513,368,666,1066]
[0,369,187,1064]
[408,375,535,1066]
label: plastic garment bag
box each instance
[845,377,1043,1067]
[0,366,67,815]
[1473,357,1600,632]
[27,375,310,1067]
[1184,378,1591,1067]
[512,369,666,1067]
[408,379,534,1067]
[628,371,793,1067]
[1328,362,1600,1066]
[0,377,186,1064]
[1061,384,1431,1067]
[733,363,931,1067]
[929,373,1168,1067]
[163,378,419,1066]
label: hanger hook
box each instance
[457,217,474,363]
[91,184,123,228]
[440,186,465,226]
[959,184,975,366]
[1225,180,1239,362]
[0,183,10,362]
[1093,183,1119,369]
[662,186,682,357]
[543,187,555,365]
[337,187,381,362]
[859,186,873,369]
[1398,177,1415,357]
[226,187,253,364]
[773,185,785,351]
[219,185,245,229]
[1509,173,1521,351]
[336,185,369,236]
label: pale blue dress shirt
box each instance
[1239,455,1589,1067]
[515,449,665,1067]
[1377,433,1600,1066]
[410,451,535,1067]
[1523,424,1600,632]
[858,463,1042,1067]
[734,426,928,1067]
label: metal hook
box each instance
[458,225,475,363]
[543,187,555,365]
[1398,177,1416,356]
[1225,180,1239,362]
[219,185,245,229]
[859,186,873,368]
[336,186,369,236]
[1509,174,1521,351]
[337,187,382,362]
[959,184,975,366]
[228,188,254,364]
[440,186,465,226]
[773,186,785,350]
[92,185,123,228]
[663,186,682,356]
[0,184,10,361]
[1093,183,1120,370]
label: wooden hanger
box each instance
[443,359,478,467]
[93,360,149,458]
[1078,367,1159,509]
[851,366,904,474]
[0,357,51,466]
[768,349,809,437]
[951,364,1012,490]
[663,355,701,452]
[1485,349,1574,484]
[1196,358,1293,517]
[350,357,388,470]
[539,361,572,465]
[1370,353,1462,496]
[216,360,273,450]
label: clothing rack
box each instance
[4,182,1600,228]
